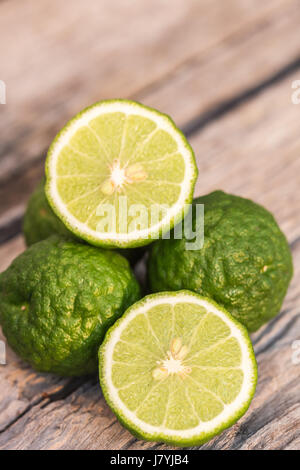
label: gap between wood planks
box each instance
[1,54,300,246]
[2,0,289,177]
[1,0,300,245]
[0,376,91,435]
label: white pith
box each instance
[102,293,256,440]
[153,338,191,378]
[110,160,126,188]
[102,159,148,195]
[162,354,187,375]
[47,101,196,243]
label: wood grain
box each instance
[0,67,300,449]
[1,0,297,232]
[141,0,300,126]
[1,0,284,177]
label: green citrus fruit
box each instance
[45,100,197,248]
[0,236,140,376]
[148,191,293,332]
[23,180,146,265]
[99,291,257,447]
[23,180,77,245]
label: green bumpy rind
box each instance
[148,191,293,332]
[23,180,147,265]
[0,236,141,376]
[99,291,257,447]
[23,180,77,245]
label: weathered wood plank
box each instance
[2,0,292,439]
[191,73,300,243]
[0,0,299,232]
[1,0,284,178]
[124,74,300,450]
[141,0,300,126]
[0,236,87,432]
[1,71,300,449]
[0,241,298,450]
[0,236,25,273]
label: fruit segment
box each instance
[46,100,197,248]
[99,291,257,446]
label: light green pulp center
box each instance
[111,302,244,431]
[55,112,186,234]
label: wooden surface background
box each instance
[0,0,300,450]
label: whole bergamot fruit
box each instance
[148,191,293,332]
[23,180,146,265]
[0,235,140,376]
[23,180,76,245]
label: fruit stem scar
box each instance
[101,159,147,195]
[152,337,191,380]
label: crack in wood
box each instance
[39,376,93,409]
[0,376,98,436]
[252,307,292,347]
[290,235,300,251]
[255,314,300,357]
[0,217,23,245]
[181,55,300,136]
[0,395,45,435]
[279,429,300,450]
[121,437,138,450]
[1,55,300,245]
[229,376,300,449]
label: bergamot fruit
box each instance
[23,180,147,265]
[0,235,140,376]
[23,180,77,245]
[45,99,197,248]
[148,191,293,332]
[99,291,257,447]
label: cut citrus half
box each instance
[45,100,197,248]
[99,291,257,447]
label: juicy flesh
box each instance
[55,112,186,234]
[111,302,245,431]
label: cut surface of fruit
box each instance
[46,100,197,248]
[99,291,257,447]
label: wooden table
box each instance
[0,0,300,450]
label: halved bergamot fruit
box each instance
[45,100,197,248]
[99,291,257,447]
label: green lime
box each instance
[0,236,140,376]
[23,180,77,245]
[99,291,257,447]
[45,100,197,248]
[148,191,293,332]
[23,179,146,265]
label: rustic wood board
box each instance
[1,0,300,450]
[1,0,298,239]
[1,0,285,179]
[1,71,300,449]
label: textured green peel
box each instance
[0,236,141,376]
[23,180,77,245]
[148,191,293,332]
